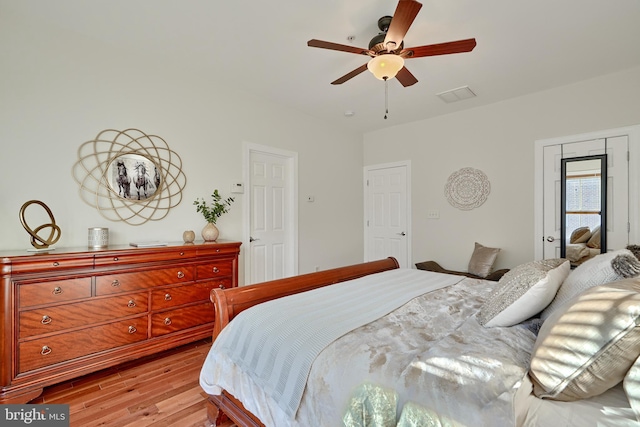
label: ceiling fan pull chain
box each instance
[384,77,389,119]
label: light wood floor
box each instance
[33,338,235,427]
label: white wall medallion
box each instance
[72,128,187,225]
[444,167,491,210]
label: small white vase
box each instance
[201,223,219,242]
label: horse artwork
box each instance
[133,161,153,200]
[154,166,161,190]
[116,160,131,198]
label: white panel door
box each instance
[606,135,630,250]
[364,162,410,268]
[542,144,562,259]
[247,149,296,284]
[535,125,640,260]
[542,137,628,257]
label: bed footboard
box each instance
[207,392,265,427]
[205,257,400,426]
[210,257,400,340]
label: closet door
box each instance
[605,135,630,250]
[542,144,562,259]
[541,137,628,258]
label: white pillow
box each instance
[477,259,569,327]
[540,249,632,320]
[624,354,640,423]
[531,279,640,401]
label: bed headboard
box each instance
[210,257,400,339]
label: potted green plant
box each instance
[193,189,235,242]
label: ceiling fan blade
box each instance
[396,67,418,87]
[307,39,371,56]
[384,0,423,51]
[401,38,477,58]
[331,63,369,85]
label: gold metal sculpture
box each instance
[72,129,187,225]
[19,200,62,249]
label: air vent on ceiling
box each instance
[436,86,476,103]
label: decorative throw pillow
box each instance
[586,225,601,248]
[624,355,640,423]
[612,254,640,278]
[569,226,591,244]
[530,279,640,401]
[477,259,569,328]
[540,249,633,320]
[627,244,640,261]
[467,242,500,278]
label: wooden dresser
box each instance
[0,240,241,403]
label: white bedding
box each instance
[201,269,461,418]
[199,269,635,427]
[515,375,635,426]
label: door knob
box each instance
[397,232,406,236]
[546,236,555,242]
[250,236,260,242]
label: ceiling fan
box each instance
[307,0,476,87]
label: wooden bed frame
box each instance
[204,257,400,427]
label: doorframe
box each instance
[363,160,412,268]
[243,142,299,285]
[534,125,640,259]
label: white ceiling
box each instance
[6,0,640,134]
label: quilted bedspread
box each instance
[200,271,539,427]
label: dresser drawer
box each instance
[19,292,148,338]
[18,278,92,308]
[196,260,234,280]
[196,245,241,257]
[151,280,230,310]
[94,249,196,267]
[95,267,193,296]
[18,316,148,373]
[150,303,216,337]
[9,255,94,274]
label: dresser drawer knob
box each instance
[113,257,119,261]
[164,317,172,326]
[212,267,219,273]
[52,286,63,295]
[218,284,226,289]
[216,249,220,252]
[177,271,185,279]
[164,293,172,301]
[127,300,136,308]
[128,325,137,334]
[41,315,52,325]
[53,261,60,267]
[180,251,185,256]
[41,346,52,356]
[111,280,120,287]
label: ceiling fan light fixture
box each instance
[367,54,405,81]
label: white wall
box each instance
[0,9,364,281]
[364,66,640,271]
